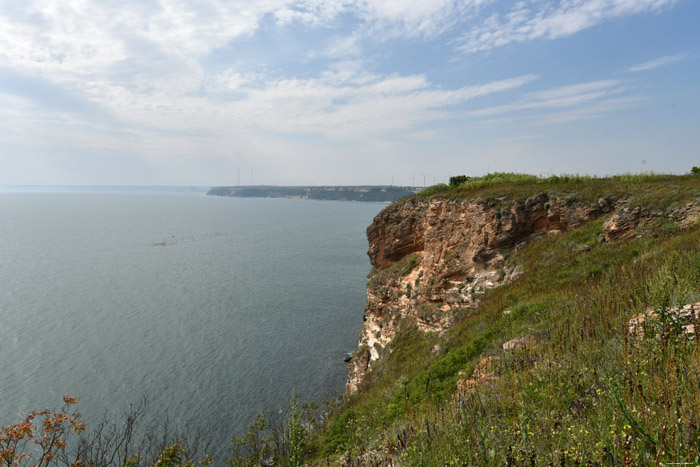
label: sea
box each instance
[0,190,384,455]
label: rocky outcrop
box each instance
[366,193,606,271]
[603,202,700,241]
[502,335,537,351]
[346,193,700,394]
[628,302,700,339]
[347,193,609,393]
[455,356,500,394]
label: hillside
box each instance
[305,173,700,465]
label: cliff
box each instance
[347,187,700,393]
[185,174,700,465]
[217,174,700,465]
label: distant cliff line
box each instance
[207,185,421,202]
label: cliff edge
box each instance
[347,188,700,393]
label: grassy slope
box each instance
[309,174,700,465]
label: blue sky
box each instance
[0,0,698,186]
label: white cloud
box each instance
[208,69,261,91]
[533,96,647,125]
[0,1,127,75]
[0,0,538,142]
[0,0,491,111]
[0,0,479,79]
[273,0,348,26]
[0,0,344,78]
[356,0,493,38]
[458,0,677,53]
[466,79,635,124]
[628,53,688,72]
[212,72,537,139]
[309,35,364,60]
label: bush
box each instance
[0,397,217,467]
[0,396,86,466]
[449,175,469,187]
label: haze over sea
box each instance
[0,191,384,451]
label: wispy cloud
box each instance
[468,80,625,117]
[0,0,482,77]
[458,0,677,53]
[0,0,540,145]
[211,72,538,139]
[355,0,493,38]
[628,53,688,72]
[465,79,641,125]
[533,96,648,125]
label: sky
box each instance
[0,0,698,187]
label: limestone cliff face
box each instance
[602,203,700,241]
[346,191,700,394]
[346,193,618,393]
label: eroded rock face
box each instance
[347,194,700,394]
[603,202,700,241]
[346,193,606,394]
[366,194,603,272]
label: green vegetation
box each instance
[306,173,700,465]
[415,171,690,205]
[414,183,449,198]
[368,253,421,291]
[307,211,700,464]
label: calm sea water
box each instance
[0,192,383,451]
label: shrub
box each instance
[449,175,469,187]
[229,414,273,467]
[0,396,86,466]
[1,398,215,467]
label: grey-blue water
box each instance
[0,192,383,453]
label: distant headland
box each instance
[207,185,421,202]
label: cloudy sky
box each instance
[0,0,698,186]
